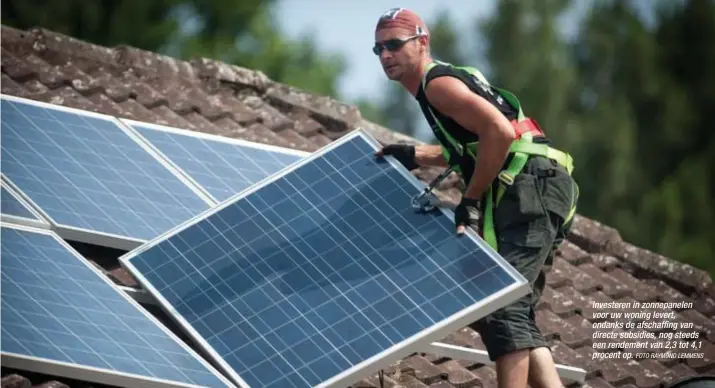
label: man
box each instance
[373,8,579,388]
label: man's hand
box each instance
[375,144,419,170]
[454,196,480,235]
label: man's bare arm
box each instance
[424,76,514,200]
[415,144,448,167]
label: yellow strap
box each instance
[508,141,574,174]
[481,136,577,252]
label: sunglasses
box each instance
[372,34,422,55]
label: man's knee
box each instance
[470,297,548,362]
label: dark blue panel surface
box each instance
[2,186,38,220]
[0,97,211,241]
[0,225,230,388]
[129,122,304,202]
[123,131,521,388]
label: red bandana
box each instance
[375,8,429,36]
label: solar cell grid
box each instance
[0,223,234,388]
[1,179,50,229]
[121,129,528,388]
[2,184,38,220]
[122,119,308,203]
[0,95,213,250]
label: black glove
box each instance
[380,144,419,171]
[454,197,480,235]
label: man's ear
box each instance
[419,35,429,53]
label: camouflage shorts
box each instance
[470,155,578,361]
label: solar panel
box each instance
[1,177,50,230]
[120,129,528,388]
[121,119,308,203]
[0,95,214,250]
[0,223,234,388]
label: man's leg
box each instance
[471,238,557,388]
[528,214,576,388]
[496,349,530,388]
[528,347,564,388]
[472,156,575,388]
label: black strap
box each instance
[415,86,476,182]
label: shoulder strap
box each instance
[452,65,526,122]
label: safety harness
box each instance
[420,61,578,251]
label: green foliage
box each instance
[2,0,180,50]
[480,0,715,277]
[2,0,345,99]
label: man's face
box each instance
[374,28,425,81]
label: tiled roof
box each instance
[1,25,714,388]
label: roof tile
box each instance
[568,215,622,253]
[589,254,621,270]
[146,104,198,130]
[621,359,664,388]
[556,240,592,266]
[35,382,69,388]
[608,240,714,298]
[435,359,480,388]
[548,258,601,293]
[638,358,684,386]
[114,45,198,81]
[90,71,132,101]
[576,346,634,386]
[1,74,31,97]
[285,110,325,137]
[263,84,361,134]
[667,362,704,381]
[469,365,498,388]
[1,374,31,388]
[204,91,262,125]
[23,54,65,88]
[684,341,715,372]
[111,97,159,123]
[550,341,590,375]
[242,94,295,132]
[84,91,136,118]
[58,63,103,96]
[116,71,169,109]
[578,264,631,299]
[182,110,226,134]
[394,374,431,388]
[541,286,579,316]
[606,268,661,301]
[402,354,448,384]
[1,48,35,81]
[581,377,618,388]
[694,294,715,317]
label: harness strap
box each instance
[482,132,577,251]
[419,61,578,251]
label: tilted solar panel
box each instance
[120,129,528,388]
[1,177,50,230]
[121,119,308,203]
[0,95,213,250]
[0,223,234,388]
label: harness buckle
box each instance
[497,170,515,186]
